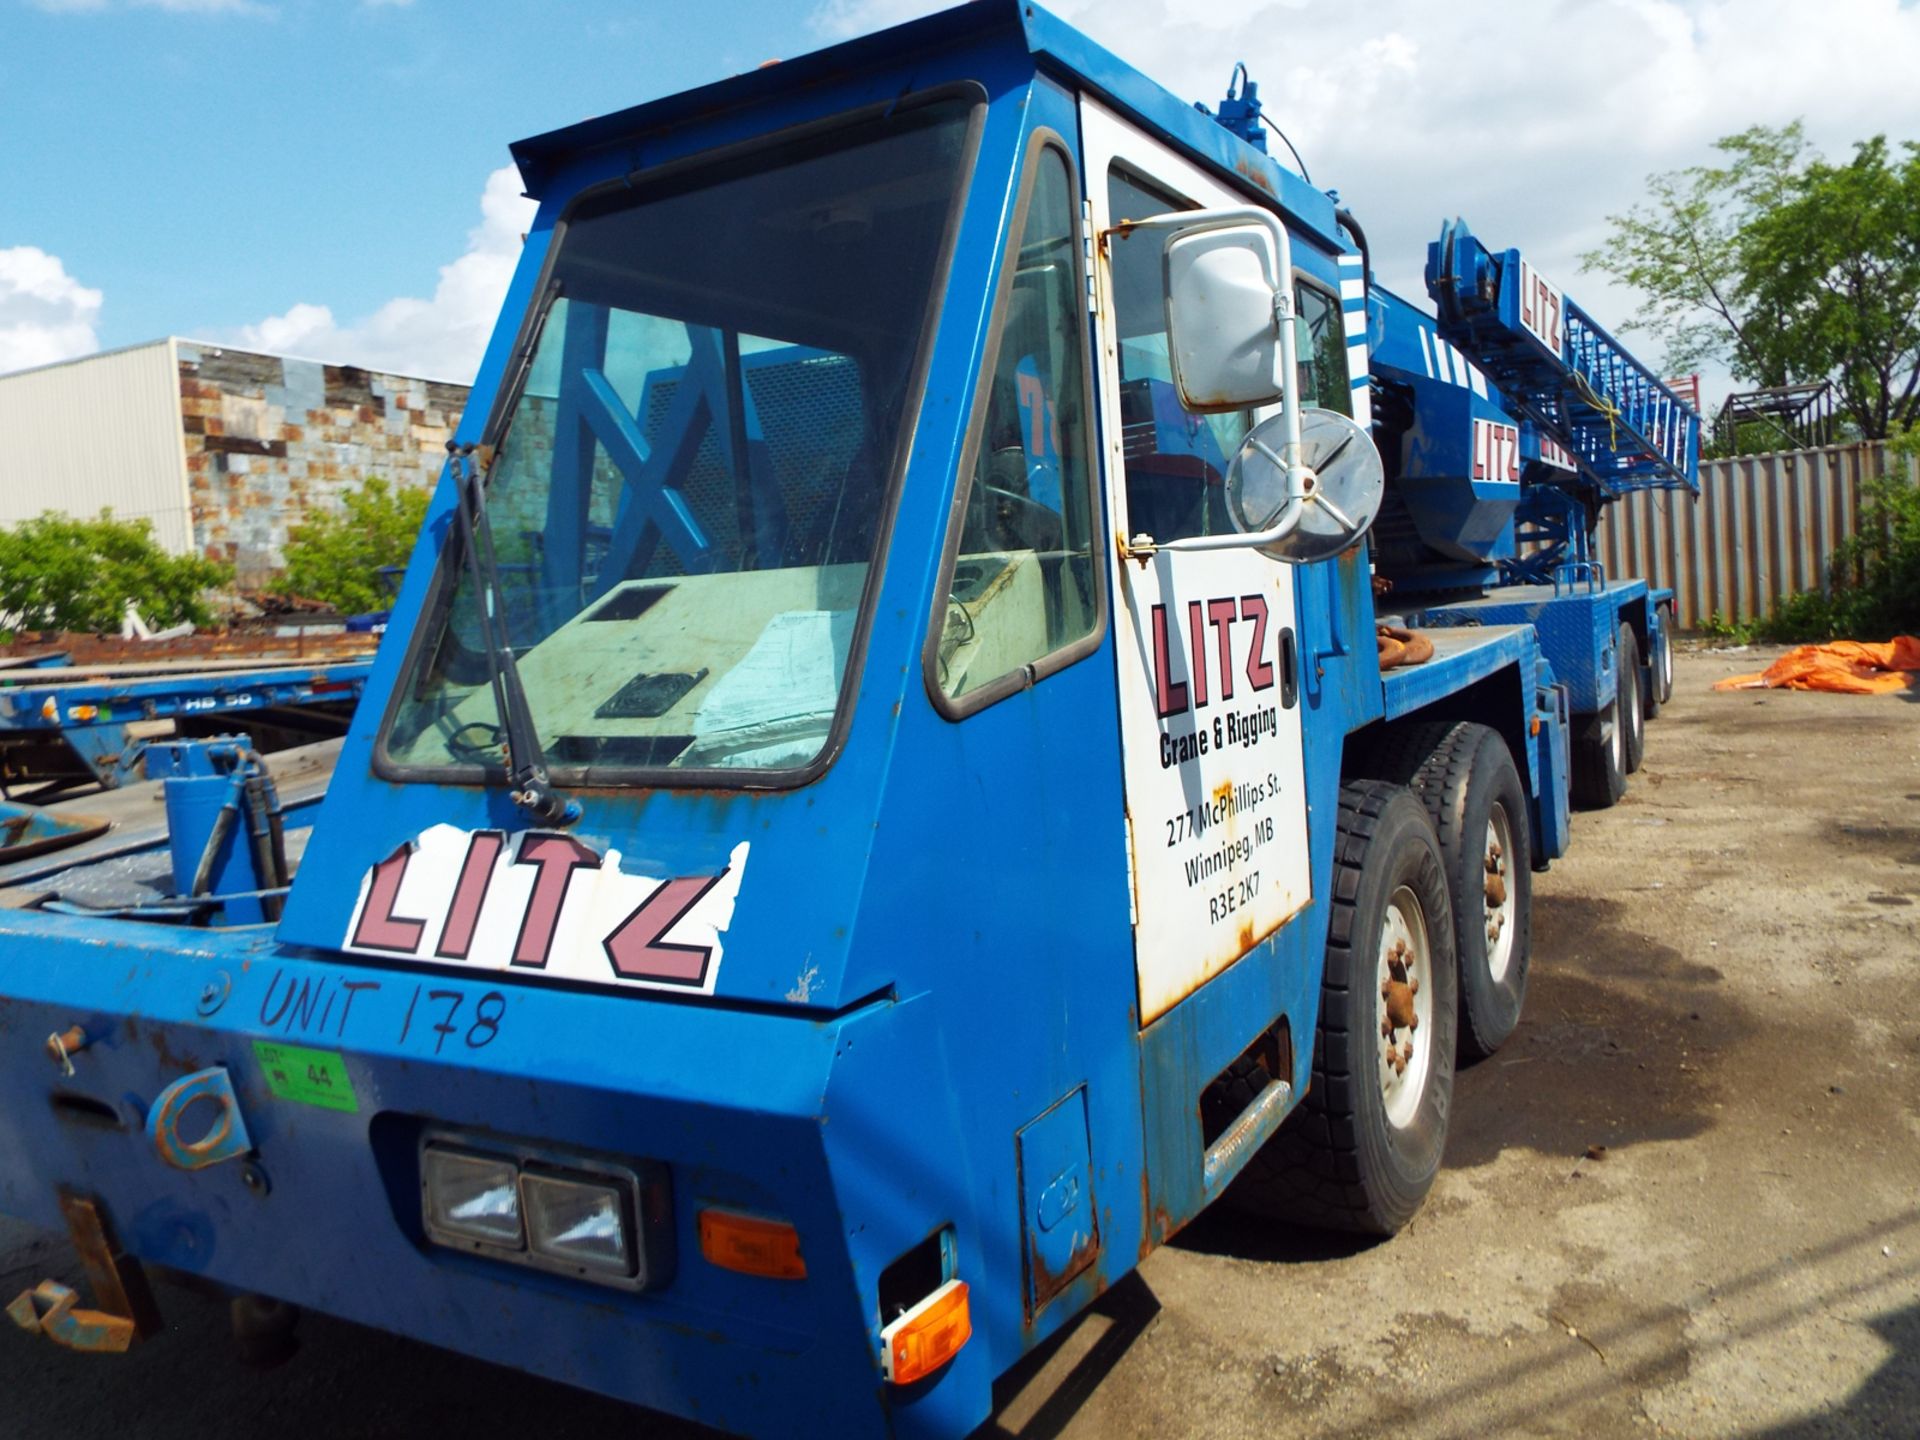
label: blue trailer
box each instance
[0,653,369,796]
[0,5,1694,1436]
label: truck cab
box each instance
[1,6,1576,1437]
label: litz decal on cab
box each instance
[343,825,750,994]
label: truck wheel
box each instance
[1229,781,1457,1235]
[1398,724,1532,1060]
[1642,616,1663,721]
[1617,623,1645,774]
[1570,680,1628,810]
[1353,722,1531,1058]
[1652,602,1675,707]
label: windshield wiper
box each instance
[445,440,581,827]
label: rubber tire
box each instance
[1652,602,1675,707]
[1361,722,1531,1061]
[1617,623,1646,775]
[1228,781,1457,1236]
[1570,688,1627,811]
[1641,616,1662,722]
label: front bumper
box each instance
[0,914,986,1439]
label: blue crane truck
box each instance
[0,4,1697,1435]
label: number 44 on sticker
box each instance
[254,1040,359,1113]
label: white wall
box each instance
[0,340,192,554]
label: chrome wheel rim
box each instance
[1378,885,1435,1129]
[1483,803,1517,983]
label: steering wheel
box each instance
[969,455,1064,551]
[445,720,507,763]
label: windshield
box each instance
[384,97,975,780]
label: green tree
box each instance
[1740,137,1920,441]
[276,477,430,615]
[0,511,230,634]
[1587,123,1920,440]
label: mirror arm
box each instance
[1108,205,1307,557]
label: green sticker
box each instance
[254,1040,360,1113]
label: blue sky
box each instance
[1,0,839,374]
[6,0,1920,408]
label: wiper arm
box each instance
[445,440,581,827]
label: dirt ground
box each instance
[3,647,1917,1438]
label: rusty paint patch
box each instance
[1232,154,1278,197]
[1027,1222,1100,1318]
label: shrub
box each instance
[276,477,431,616]
[1753,428,1920,642]
[0,510,231,635]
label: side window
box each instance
[932,144,1100,705]
[1295,280,1352,415]
[1107,167,1258,544]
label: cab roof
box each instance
[508,0,1344,255]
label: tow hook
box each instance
[6,1194,160,1353]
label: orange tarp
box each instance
[1713,636,1920,694]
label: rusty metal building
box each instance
[0,340,469,588]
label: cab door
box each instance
[1082,98,1312,1026]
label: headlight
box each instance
[417,1131,669,1292]
[422,1146,524,1249]
[523,1168,636,1280]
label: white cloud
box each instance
[809,0,1920,405]
[0,247,103,375]
[233,165,536,382]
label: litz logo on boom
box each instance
[1472,419,1521,484]
[1150,595,1284,769]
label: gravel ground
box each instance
[3,646,1917,1438]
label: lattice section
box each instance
[636,351,865,573]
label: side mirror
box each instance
[1225,407,1384,564]
[1105,204,1314,558]
[1164,222,1289,412]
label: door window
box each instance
[931,141,1101,707]
[1295,279,1352,416]
[1106,168,1259,545]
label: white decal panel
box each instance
[1517,258,1565,357]
[343,824,749,995]
[1538,437,1577,472]
[1082,98,1314,1028]
[1126,574,1310,1020]
[1472,419,1521,485]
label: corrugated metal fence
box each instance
[1593,440,1916,628]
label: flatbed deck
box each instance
[1381,622,1542,718]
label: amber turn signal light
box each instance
[881,1279,971,1385]
[698,1209,807,1279]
